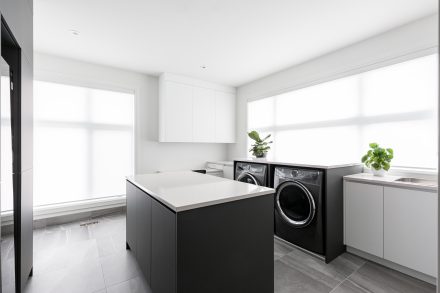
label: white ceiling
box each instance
[34,0,438,86]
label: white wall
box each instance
[228,14,439,160]
[34,53,228,174]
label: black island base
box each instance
[126,181,275,293]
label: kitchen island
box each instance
[126,171,275,293]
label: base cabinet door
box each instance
[344,181,384,257]
[137,192,152,283]
[384,187,438,277]
[126,182,138,255]
[151,200,176,293]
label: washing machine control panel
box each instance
[275,167,322,186]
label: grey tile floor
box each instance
[20,212,435,293]
[274,239,435,293]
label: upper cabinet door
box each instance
[160,81,193,142]
[215,91,235,143]
[193,87,215,142]
[384,186,437,277]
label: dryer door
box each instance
[276,181,316,227]
[237,172,260,185]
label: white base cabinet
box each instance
[344,182,383,258]
[159,73,235,143]
[384,186,437,277]
[344,180,438,278]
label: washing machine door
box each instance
[276,181,316,227]
[237,172,260,185]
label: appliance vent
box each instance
[80,220,99,227]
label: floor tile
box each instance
[67,224,92,243]
[33,226,68,252]
[274,238,294,260]
[106,276,152,293]
[331,279,370,293]
[33,239,100,276]
[25,258,105,293]
[279,244,366,289]
[100,250,142,287]
[348,262,436,293]
[274,259,333,293]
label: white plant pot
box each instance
[372,168,386,177]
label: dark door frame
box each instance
[1,16,24,293]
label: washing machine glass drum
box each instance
[276,181,316,227]
[237,172,260,185]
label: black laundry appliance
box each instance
[274,166,325,255]
[234,161,268,187]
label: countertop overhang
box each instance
[126,171,275,212]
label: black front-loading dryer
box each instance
[274,166,324,255]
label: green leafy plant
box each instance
[361,143,394,171]
[248,130,273,158]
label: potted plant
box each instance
[361,143,394,177]
[248,130,273,158]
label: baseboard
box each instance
[346,246,436,285]
[274,235,326,262]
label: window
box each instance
[247,54,438,169]
[1,75,13,212]
[34,81,134,206]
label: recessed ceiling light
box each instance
[201,65,207,69]
[69,29,80,36]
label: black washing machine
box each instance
[274,166,324,255]
[234,162,268,186]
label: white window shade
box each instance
[248,54,438,169]
[1,76,13,212]
[276,75,359,126]
[34,81,134,207]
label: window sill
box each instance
[1,195,126,226]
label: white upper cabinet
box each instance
[193,87,215,142]
[159,81,194,142]
[159,73,235,143]
[215,91,235,143]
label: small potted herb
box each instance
[361,143,394,177]
[248,130,273,158]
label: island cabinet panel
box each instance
[176,194,274,293]
[151,200,177,293]
[137,193,152,284]
[126,182,153,285]
[126,182,138,255]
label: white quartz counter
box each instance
[234,158,362,169]
[126,171,275,212]
[344,173,438,192]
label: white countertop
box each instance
[234,158,362,169]
[126,171,275,212]
[344,173,438,192]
